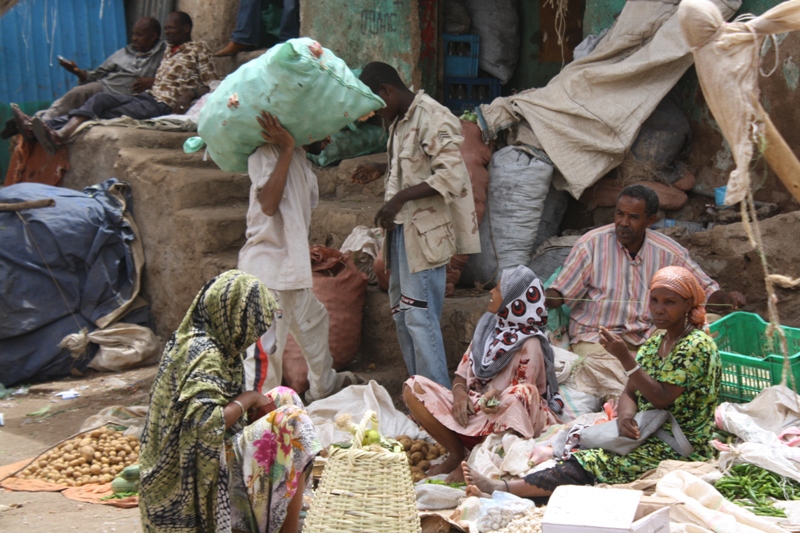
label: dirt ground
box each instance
[0,366,158,532]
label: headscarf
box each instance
[650,265,708,329]
[470,266,562,412]
[139,270,277,533]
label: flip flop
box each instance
[30,117,62,156]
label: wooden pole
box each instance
[0,199,56,212]
[762,113,800,204]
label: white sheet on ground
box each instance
[714,386,800,482]
[304,380,425,450]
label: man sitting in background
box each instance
[5,17,164,141]
[544,184,745,398]
[214,0,300,56]
[17,11,217,155]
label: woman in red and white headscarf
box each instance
[462,265,722,497]
[403,265,563,480]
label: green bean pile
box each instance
[715,463,800,517]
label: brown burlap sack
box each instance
[283,246,369,392]
[449,121,492,295]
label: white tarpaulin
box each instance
[657,470,790,533]
[304,380,425,450]
[679,0,800,206]
[477,0,740,200]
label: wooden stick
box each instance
[761,113,800,204]
[0,199,56,212]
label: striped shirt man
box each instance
[550,224,719,346]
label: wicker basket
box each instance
[303,411,421,533]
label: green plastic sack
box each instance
[198,38,385,172]
[307,123,387,168]
[183,136,205,153]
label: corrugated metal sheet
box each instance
[0,0,127,105]
[131,0,173,31]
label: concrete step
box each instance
[356,285,489,400]
[69,127,195,186]
[174,205,248,254]
[196,248,242,282]
[115,148,251,211]
[310,197,383,249]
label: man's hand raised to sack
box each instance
[257,111,295,151]
[351,162,386,184]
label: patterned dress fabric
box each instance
[139,270,279,532]
[227,387,321,533]
[406,338,560,439]
[572,329,721,484]
[150,41,218,108]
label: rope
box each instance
[16,211,89,375]
[15,210,86,338]
[739,189,796,395]
[544,0,569,67]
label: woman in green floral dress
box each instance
[462,265,721,496]
[139,271,321,533]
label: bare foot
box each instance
[426,452,464,478]
[466,484,491,498]
[462,461,504,496]
[444,465,465,484]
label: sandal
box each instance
[31,117,62,156]
[10,104,35,143]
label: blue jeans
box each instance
[231,0,300,46]
[389,225,450,388]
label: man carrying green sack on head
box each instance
[238,111,364,403]
[350,62,480,388]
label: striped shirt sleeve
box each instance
[550,240,592,302]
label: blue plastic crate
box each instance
[443,34,480,78]
[443,76,501,114]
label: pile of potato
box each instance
[396,435,446,482]
[15,427,140,487]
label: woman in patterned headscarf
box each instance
[461,265,721,497]
[403,265,562,480]
[139,270,321,533]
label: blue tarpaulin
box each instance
[0,178,150,385]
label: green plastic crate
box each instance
[708,312,800,403]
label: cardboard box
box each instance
[542,486,671,533]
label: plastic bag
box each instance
[415,477,466,510]
[198,38,385,172]
[476,491,535,532]
[462,146,553,287]
[60,323,160,372]
[339,226,382,285]
[306,123,387,168]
